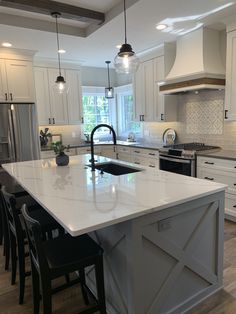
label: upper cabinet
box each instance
[133,50,178,122]
[34,67,83,126]
[0,58,34,103]
[225,29,236,120]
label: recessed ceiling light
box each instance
[58,49,66,54]
[2,42,12,47]
[156,24,168,31]
[116,44,122,49]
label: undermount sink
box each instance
[89,162,143,176]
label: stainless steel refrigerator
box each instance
[0,103,40,165]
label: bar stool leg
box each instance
[95,257,106,314]
[79,269,89,305]
[10,232,17,285]
[18,239,26,304]
[31,262,40,314]
[41,277,52,314]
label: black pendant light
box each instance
[114,0,139,74]
[105,61,114,99]
[51,12,68,94]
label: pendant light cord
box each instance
[107,62,111,88]
[55,14,62,76]
[124,0,127,44]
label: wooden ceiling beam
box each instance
[0,0,105,24]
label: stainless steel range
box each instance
[159,142,220,177]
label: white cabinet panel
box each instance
[34,67,51,125]
[0,59,34,102]
[48,68,68,125]
[65,69,83,125]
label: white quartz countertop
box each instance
[2,155,226,236]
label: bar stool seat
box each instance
[22,204,106,314]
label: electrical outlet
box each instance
[157,218,171,232]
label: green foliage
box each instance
[51,141,67,155]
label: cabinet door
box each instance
[133,63,144,121]
[65,69,83,125]
[154,56,177,122]
[34,67,51,125]
[143,59,155,121]
[5,60,35,102]
[225,30,236,120]
[0,59,8,102]
[48,68,68,125]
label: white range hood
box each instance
[160,27,225,94]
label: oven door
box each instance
[159,155,195,176]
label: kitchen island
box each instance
[3,155,226,314]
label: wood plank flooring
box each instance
[0,220,236,313]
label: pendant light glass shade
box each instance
[105,61,114,98]
[114,0,139,74]
[51,12,69,94]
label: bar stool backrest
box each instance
[21,204,49,274]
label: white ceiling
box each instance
[0,0,236,68]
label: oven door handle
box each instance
[159,155,191,164]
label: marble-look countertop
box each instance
[197,149,236,161]
[41,140,162,151]
[2,155,226,236]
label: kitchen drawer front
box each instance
[225,193,236,221]
[116,146,131,154]
[77,147,91,155]
[117,153,132,162]
[130,147,159,158]
[197,156,236,173]
[197,167,236,194]
[131,155,158,167]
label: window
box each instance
[116,84,141,136]
[82,87,114,135]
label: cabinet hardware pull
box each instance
[134,151,140,153]
[134,162,140,164]
[204,177,214,180]
[10,93,13,101]
[234,166,236,168]
[81,117,84,123]
[204,162,214,165]
[48,118,51,124]
[149,153,155,156]
[53,118,55,124]
[149,165,155,168]
[234,184,236,186]
[233,205,236,208]
[225,110,228,119]
[161,113,164,121]
[5,93,7,101]
[142,115,145,121]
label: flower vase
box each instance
[56,152,69,166]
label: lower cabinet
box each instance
[40,148,77,159]
[197,156,236,221]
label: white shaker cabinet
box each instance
[225,29,236,120]
[34,67,82,126]
[0,59,34,102]
[133,55,177,122]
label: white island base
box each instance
[87,191,224,314]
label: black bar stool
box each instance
[21,204,106,314]
[1,186,64,305]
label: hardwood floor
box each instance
[0,220,236,313]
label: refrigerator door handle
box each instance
[8,108,16,161]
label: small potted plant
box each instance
[51,141,69,166]
[40,128,51,147]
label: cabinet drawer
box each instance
[77,147,91,155]
[117,153,132,162]
[197,167,236,194]
[197,156,236,173]
[40,150,55,159]
[116,146,131,154]
[130,147,159,158]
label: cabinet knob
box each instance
[204,162,214,165]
